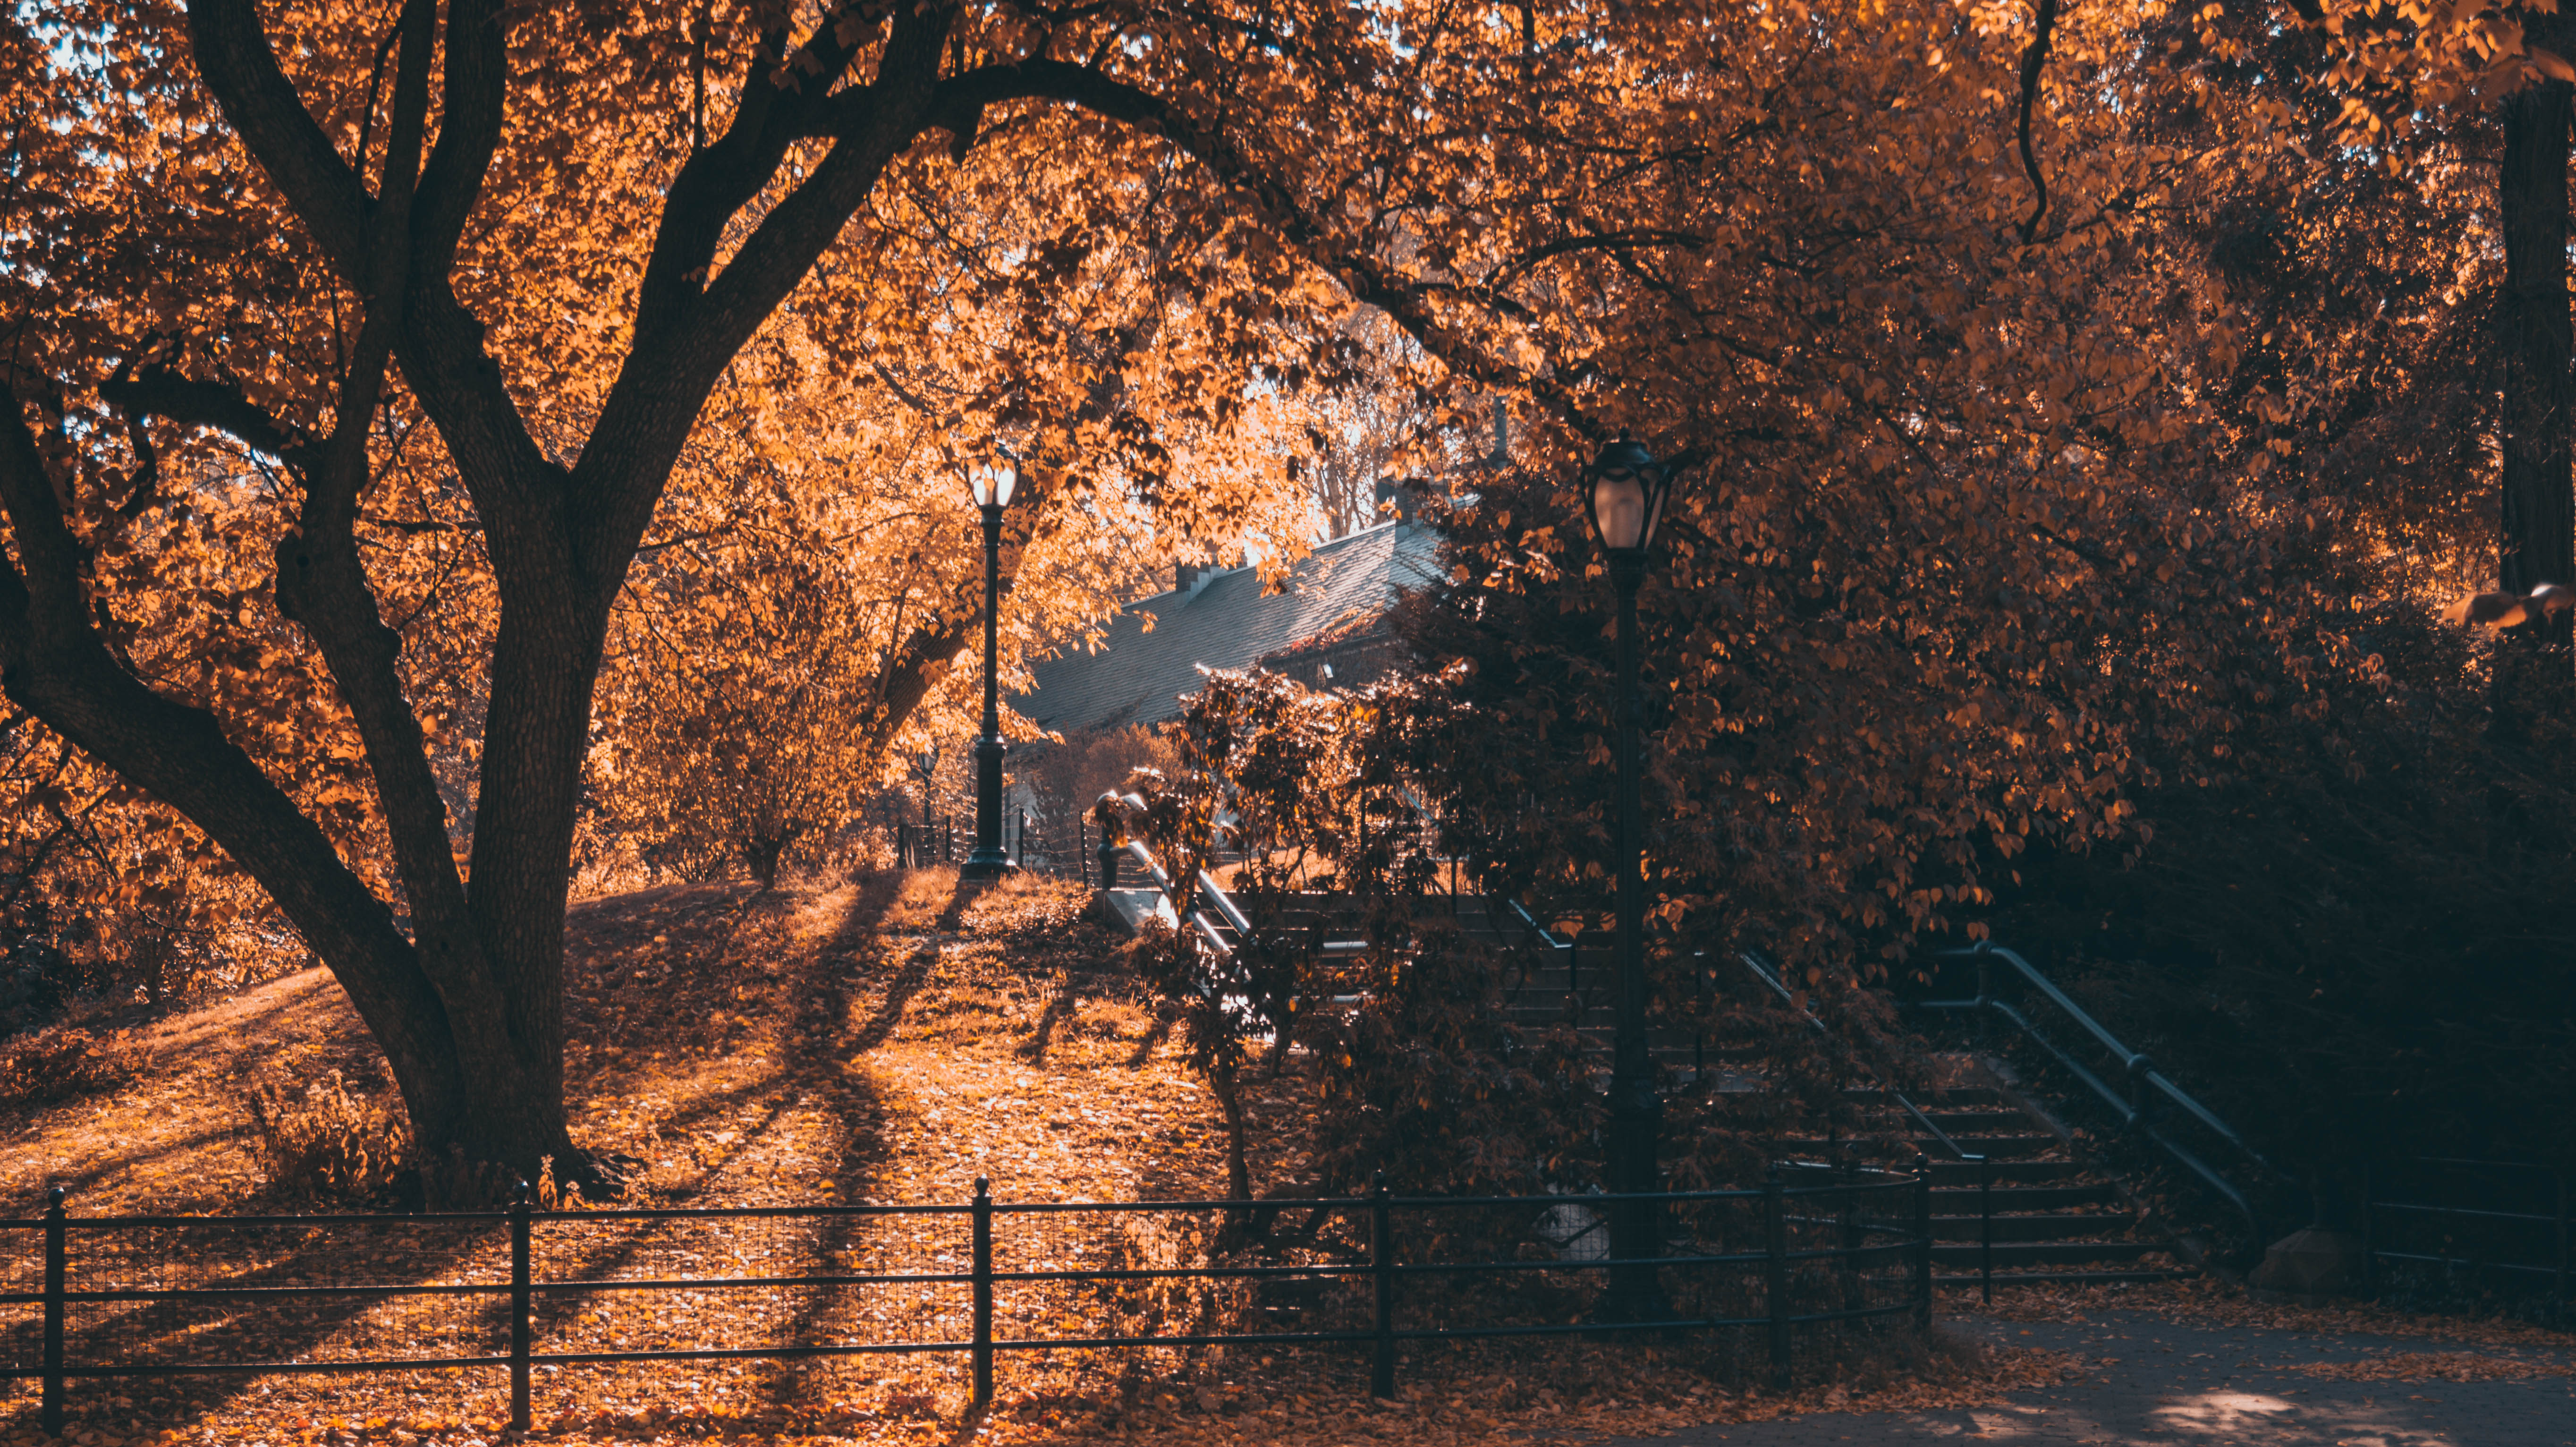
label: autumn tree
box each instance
[0,0,1383,1175]
[14,0,2554,1190]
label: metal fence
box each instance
[3,1171,1931,1432]
[2364,1158,2570,1317]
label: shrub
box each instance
[0,1026,141,1109]
[237,1071,411,1201]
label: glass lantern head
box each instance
[968,463,1018,510]
[1583,437,1669,554]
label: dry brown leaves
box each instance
[0,871,2112,1447]
[2271,1350,2575,1384]
[1945,1276,2576,1350]
[0,1026,145,1111]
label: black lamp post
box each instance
[1580,435,1677,1319]
[961,463,1018,880]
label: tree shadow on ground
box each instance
[0,873,975,1439]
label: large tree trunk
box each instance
[2494,53,2576,747]
[2500,60,2575,610]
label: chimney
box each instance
[1176,561,1203,593]
[1373,477,1422,525]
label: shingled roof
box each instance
[1016,519,1444,733]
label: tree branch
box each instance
[98,366,308,464]
[410,0,507,280]
[0,381,469,1127]
[2014,0,2062,245]
[184,0,374,283]
[934,59,1612,441]
[572,1,958,591]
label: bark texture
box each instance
[2501,63,2576,604]
[2496,51,2575,734]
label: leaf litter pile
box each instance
[7,870,2085,1446]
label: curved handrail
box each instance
[1488,904,1977,1169]
[1096,793,1240,965]
[1922,941,2288,1234]
[1736,951,1984,1169]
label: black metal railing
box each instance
[3,1174,1931,1433]
[1735,950,2001,1302]
[2364,1158,2571,1317]
[892,818,956,868]
[1914,941,2290,1238]
[1002,811,1096,882]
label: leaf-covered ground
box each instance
[5,870,2558,1447]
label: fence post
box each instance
[972,1177,994,1408]
[2556,1167,2568,1324]
[1979,1155,1994,1307]
[1764,1167,1790,1393]
[1369,1173,1395,1399]
[1913,1167,1932,1330]
[509,1179,532,1433]
[2361,1160,2376,1294]
[1838,1173,1863,1312]
[42,1185,65,1437]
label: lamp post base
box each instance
[959,848,1015,880]
[964,730,1009,879]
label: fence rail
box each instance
[3,1173,1931,1433]
[2364,1158,2571,1317]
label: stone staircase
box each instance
[1091,860,2203,1287]
[1472,914,2191,1283]
[1830,1078,2197,1288]
[1474,905,1749,1077]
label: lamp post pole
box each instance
[1607,547,1658,1312]
[1578,436,1677,1323]
[962,471,1016,879]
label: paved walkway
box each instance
[1617,1312,2576,1446]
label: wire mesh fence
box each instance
[4,1170,1932,1432]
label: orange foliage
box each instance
[0,0,2545,1175]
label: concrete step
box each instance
[1934,1268,2198,1287]
[1845,1086,2008,1108]
[1930,1184,2120,1211]
[1787,1133,2062,1160]
[1928,1214,2147,1243]
[1928,1240,2168,1268]
[1904,1109,2040,1134]
[1922,1159,2093,1185]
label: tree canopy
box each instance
[5,0,2573,1181]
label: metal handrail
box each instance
[1494,904,2005,1298]
[1490,903,1971,1163]
[1735,951,1983,1168]
[1919,940,2287,1235]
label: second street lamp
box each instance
[961,462,1017,880]
[1580,435,1678,1320]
